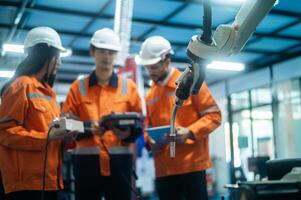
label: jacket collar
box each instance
[89,70,118,88]
[153,67,180,89]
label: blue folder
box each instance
[146,125,170,143]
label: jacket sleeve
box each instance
[187,82,222,141]
[61,83,79,116]
[128,80,143,114]
[143,97,152,150]
[0,84,47,151]
[120,80,143,146]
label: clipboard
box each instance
[146,125,170,143]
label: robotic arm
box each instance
[188,0,277,61]
[170,0,277,158]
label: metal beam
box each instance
[1,1,300,41]
[24,5,301,41]
[68,0,111,47]
[271,9,301,19]
[207,42,301,86]
[137,3,188,40]
[245,18,301,47]
[248,42,301,70]
[6,0,28,42]
[0,1,20,7]
[163,0,301,18]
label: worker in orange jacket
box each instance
[0,27,66,200]
[62,28,142,200]
[136,36,222,200]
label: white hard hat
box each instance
[24,27,66,52]
[135,36,174,66]
[90,28,121,51]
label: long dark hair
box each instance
[1,43,60,96]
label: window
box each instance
[276,79,301,157]
[231,91,249,110]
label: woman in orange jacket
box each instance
[0,27,66,200]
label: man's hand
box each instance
[61,112,80,120]
[175,127,194,144]
[91,121,106,136]
[149,137,166,155]
[112,126,131,140]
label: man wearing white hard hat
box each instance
[0,27,66,200]
[136,36,221,200]
[62,28,142,200]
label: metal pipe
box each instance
[170,104,179,158]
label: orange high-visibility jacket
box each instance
[0,76,63,194]
[62,71,142,176]
[145,68,221,177]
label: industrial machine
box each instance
[170,0,277,158]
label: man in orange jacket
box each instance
[62,28,142,200]
[136,36,222,200]
[0,27,66,200]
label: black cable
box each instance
[41,125,58,200]
[200,0,213,44]
[100,140,143,200]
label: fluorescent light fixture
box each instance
[2,44,24,53]
[206,61,245,71]
[213,0,245,5]
[60,49,72,57]
[232,0,246,2]
[0,71,15,78]
[77,74,88,80]
[2,43,72,57]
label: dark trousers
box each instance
[155,170,208,200]
[0,174,5,200]
[6,191,57,200]
[72,154,132,200]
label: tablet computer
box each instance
[146,125,170,143]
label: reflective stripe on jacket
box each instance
[0,76,62,194]
[145,68,221,177]
[62,71,142,175]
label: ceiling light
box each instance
[206,61,245,71]
[2,43,72,57]
[77,74,88,80]
[0,71,15,78]
[213,0,246,5]
[2,44,24,53]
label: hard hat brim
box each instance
[25,41,67,52]
[90,42,121,52]
[135,55,162,66]
[53,44,67,52]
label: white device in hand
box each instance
[49,118,84,140]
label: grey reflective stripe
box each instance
[79,78,87,96]
[148,96,159,105]
[166,91,175,97]
[109,146,133,155]
[70,146,99,155]
[27,93,52,100]
[199,105,219,117]
[0,117,21,124]
[120,78,128,95]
